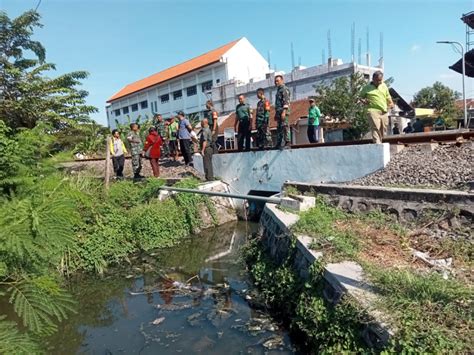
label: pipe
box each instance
[160,186,281,204]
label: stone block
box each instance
[281,195,316,212]
[389,144,405,156]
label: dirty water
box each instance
[47,222,298,354]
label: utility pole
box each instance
[437,41,467,128]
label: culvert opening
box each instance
[246,190,279,221]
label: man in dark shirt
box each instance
[177,111,193,166]
[234,94,252,151]
[403,122,414,134]
[200,118,214,181]
[412,118,424,133]
[392,123,400,135]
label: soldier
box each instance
[126,123,144,180]
[205,100,219,149]
[154,114,166,138]
[255,88,271,149]
[274,75,291,149]
[234,94,252,151]
[200,118,214,181]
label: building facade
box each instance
[106,38,269,128]
[211,60,379,116]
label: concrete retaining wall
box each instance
[193,143,390,194]
[258,202,394,348]
[284,182,474,224]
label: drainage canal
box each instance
[46,222,298,354]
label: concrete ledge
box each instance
[285,182,474,205]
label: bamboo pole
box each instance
[105,136,111,190]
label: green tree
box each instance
[314,73,369,140]
[0,10,97,130]
[412,81,461,127]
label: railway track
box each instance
[66,129,473,162]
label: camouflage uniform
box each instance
[206,108,219,151]
[126,130,142,177]
[155,120,169,156]
[256,97,271,149]
[274,84,291,148]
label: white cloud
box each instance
[410,44,421,53]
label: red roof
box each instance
[218,98,350,134]
[455,98,474,109]
[107,39,241,103]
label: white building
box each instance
[211,60,380,115]
[106,37,269,128]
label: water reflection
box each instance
[47,222,297,354]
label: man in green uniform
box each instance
[274,75,291,149]
[167,116,179,161]
[200,118,214,181]
[234,94,252,151]
[126,123,144,180]
[360,71,394,143]
[205,100,219,150]
[255,88,271,149]
[154,114,169,156]
[307,98,321,143]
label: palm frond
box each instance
[0,316,40,354]
[8,277,76,335]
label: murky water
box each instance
[47,222,297,354]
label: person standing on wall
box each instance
[360,71,394,143]
[200,118,214,181]
[143,127,163,177]
[274,75,291,149]
[234,94,252,151]
[110,129,127,179]
[126,123,144,180]
[177,111,194,166]
[307,98,321,143]
[255,88,271,149]
[205,100,219,150]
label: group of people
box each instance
[109,111,197,180]
[109,70,399,181]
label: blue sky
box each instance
[3,0,473,125]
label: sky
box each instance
[2,0,473,125]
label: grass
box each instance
[365,265,473,353]
[292,197,359,260]
[291,197,473,352]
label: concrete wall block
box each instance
[195,144,390,195]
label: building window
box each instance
[153,101,157,113]
[114,109,120,116]
[216,79,220,84]
[122,106,129,114]
[140,100,148,109]
[160,94,169,103]
[186,85,197,96]
[131,103,138,112]
[173,90,182,100]
[201,80,213,92]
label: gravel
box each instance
[352,143,474,190]
[61,157,203,180]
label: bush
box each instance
[131,199,188,251]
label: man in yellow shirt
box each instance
[361,71,394,143]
